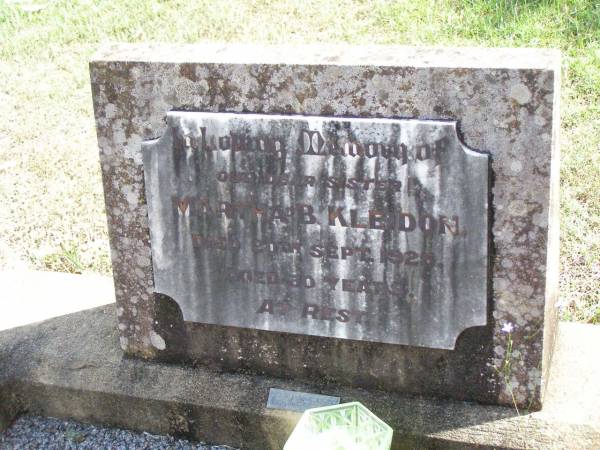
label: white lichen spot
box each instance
[197,79,209,93]
[510,160,522,173]
[509,83,532,105]
[136,253,150,268]
[534,114,547,127]
[174,79,203,106]
[119,336,128,350]
[122,184,139,207]
[118,323,127,331]
[116,306,124,317]
[124,139,144,165]
[532,210,548,228]
[105,103,117,119]
[112,127,126,146]
[150,331,166,350]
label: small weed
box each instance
[42,243,85,274]
[64,429,87,444]
[494,322,521,415]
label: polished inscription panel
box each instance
[142,112,488,349]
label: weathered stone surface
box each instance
[90,44,560,409]
[143,112,488,349]
[1,307,598,449]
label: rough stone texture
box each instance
[89,44,561,409]
[1,306,598,450]
[143,111,488,349]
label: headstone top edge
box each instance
[90,43,560,71]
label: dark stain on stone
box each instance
[321,104,335,115]
[179,64,197,82]
[352,95,366,108]
[433,104,454,118]
[167,408,192,439]
[152,293,189,362]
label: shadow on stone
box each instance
[151,293,189,363]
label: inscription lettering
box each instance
[143,112,488,349]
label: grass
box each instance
[0,0,598,322]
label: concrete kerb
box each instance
[0,303,599,450]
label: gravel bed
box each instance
[0,415,238,450]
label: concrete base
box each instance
[0,272,600,450]
[0,283,599,449]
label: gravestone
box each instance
[143,112,488,349]
[90,44,560,410]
